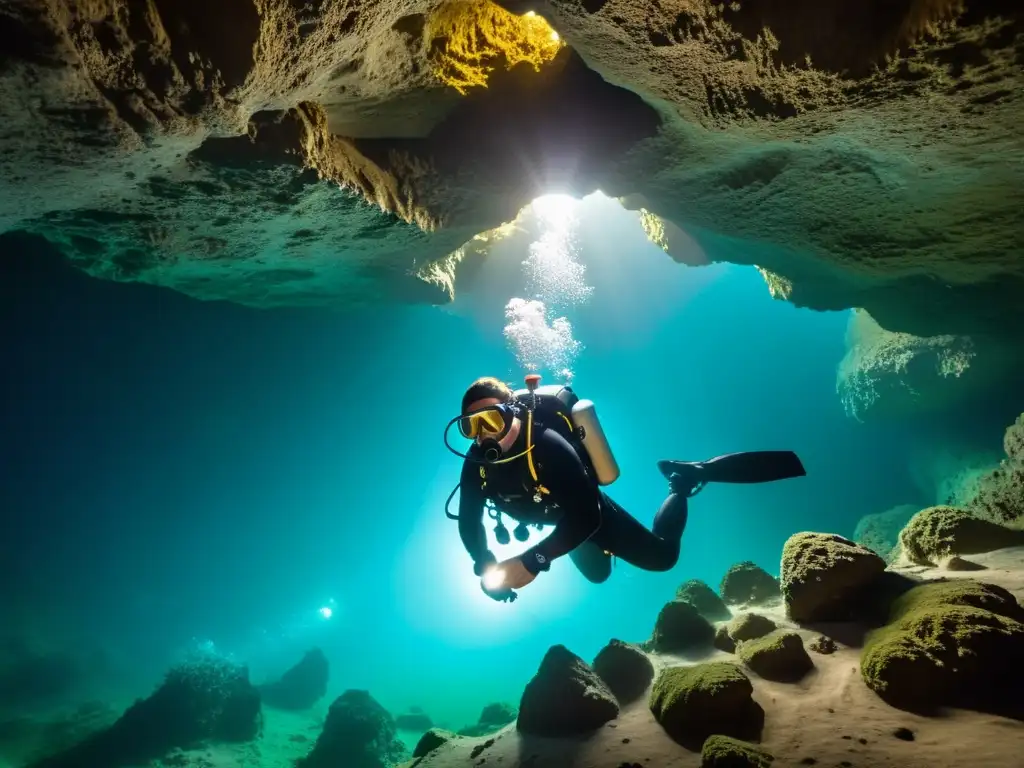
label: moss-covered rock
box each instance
[780,532,886,622]
[736,632,813,683]
[677,579,733,621]
[965,413,1024,527]
[898,506,1024,566]
[853,504,919,564]
[701,735,774,767]
[727,614,777,643]
[592,639,654,704]
[861,580,1024,714]
[299,690,405,768]
[412,728,459,758]
[719,562,782,607]
[808,636,837,655]
[714,625,736,654]
[649,662,763,748]
[516,645,618,736]
[650,600,716,653]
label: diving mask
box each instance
[458,403,516,441]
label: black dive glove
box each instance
[473,550,497,577]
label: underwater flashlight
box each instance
[482,566,506,591]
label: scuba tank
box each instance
[570,398,620,486]
[513,377,620,486]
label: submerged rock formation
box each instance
[836,310,1023,422]
[27,656,261,768]
[297,689,405,768]
[780,532,886,622]
[516,644,619,737]
[456,702,516,737]
[1,0,1022,350]
[727,613,777,643]
[592,639,655,704]
[853,503,920,564]
[719,562,782,607]
[898,505,1024,566]
[967,412,1024,527]
[257,648,329,711]
[701,735,775,768]
[736,632,814,683]
[649,662,763,749]
[861,580,1024,716]
[676,579,733,622]
[649,600,716,653]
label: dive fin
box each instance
[658,451,806,487]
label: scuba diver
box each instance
[443,374,806,603]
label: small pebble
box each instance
[621,737,630,744]
[842,735,852,740]
[858,738,867,745]
[893,727,915,741]
[828,708,835,714]
[799,759,817,766]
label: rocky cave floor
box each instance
[5,523,1024,768]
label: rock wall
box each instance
[0,1,1022,341]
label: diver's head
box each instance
[459,377,522,452]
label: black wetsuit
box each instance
[458,422,689,583]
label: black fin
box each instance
[658,451,806,487]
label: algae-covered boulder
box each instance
[649,662,763,749]
[853,504,920,564]
[898,506,1024,566]
[701,735,775,767]
[966,413,1024,527]
[298,690,405,768]
[719,562,782,607]
[412,728,459,759]
[517,645,618,736]
[727,614,777,643]
[676,579,732,621]
[809,636,838,655]
[861,581,1024,714]
[736,632,814,683]
[714,625,736,654]
[650,601,716,653]
[781,533,886,622]
[592,639,654,704]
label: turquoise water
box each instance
[0,192,949,753]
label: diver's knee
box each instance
[586,569,612,584]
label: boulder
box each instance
[808,636,838,655]
[516,645,618,737]
[727,614,777,643]
[258,648,329,711]
[592,639,654,704]
[853,504,920,564]
[946,556,986,571]
[394,706,432,732]
[780,533,886,622]
[412,728,460,759]
[719,562,782,607]
[736,633,814,683]
[898,506,1024,566]
[676,579,732,621]
[298,690,405,768]
[456,702,517,736]
[650,601,715,653]
[861,581,1024,714]
[701,735,775,767]
[649,662,763,749]
[714,625,736,654]
[26,656,261,768]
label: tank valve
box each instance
[524,373,541,392]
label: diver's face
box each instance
[465,397,505,444]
